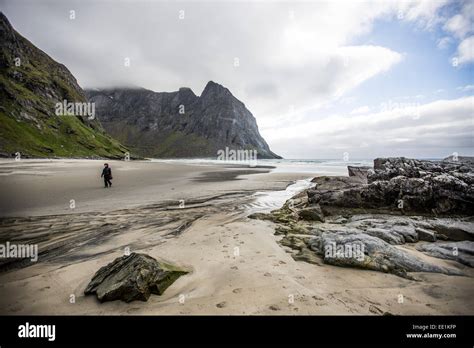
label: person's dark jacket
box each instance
[101,167,112,179]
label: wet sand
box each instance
[0,159,472,315]
[0,159,295,217]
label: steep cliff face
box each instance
[0,12,127,158]
[86,81,281,158]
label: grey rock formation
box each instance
[84,253,188,302]
[250,157,474,278]
[86,81,281,159]
[416,241,474,267]
[315,157,474,215]
[308,232,462,279]
[298,205,325,222]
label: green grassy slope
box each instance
[0,12,128,158]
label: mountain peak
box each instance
[178,86,196,97]
[87,81,281,159]
[0,12,10,28]
[201,80,232,98]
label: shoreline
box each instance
[0,159,306,217]
[0,159,472,315]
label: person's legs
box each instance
[104,177,109,188]
[107,178,112,187]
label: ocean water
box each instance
[242,178,317,213]
[151,158,373,212]
[249,159,373,211]
[151,158,373,176]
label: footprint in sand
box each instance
[264,272,272,277]
[216,301,227,308]
[232,288,242,294]
[369,305,384,315]
[230,266,238,270]
[269,305,281,311]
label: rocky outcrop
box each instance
[86,81,281,159]
[313,157,474,215]
[0,12,128,158]
[84,253,188,302]
[416,241,474,267]
[250,157,474,279]
[309,232,462,279]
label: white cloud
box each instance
[398,0,449,29]
[437,36,452,49]
[442,1,474,67]
[264,97,474,158]
[457,84,474,92]
[350,106,371,114]
[444,14,472,39]
[457,36,474,65]
[443,1,474,39]
[0,0,414,123]
[3,0,469,159]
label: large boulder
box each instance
[84,253,188,302]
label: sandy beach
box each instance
[0,159,472,315]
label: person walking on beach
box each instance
[101,163,113,188]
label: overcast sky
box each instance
[2,0,473,159]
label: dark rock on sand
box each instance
[84,253,188,302]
